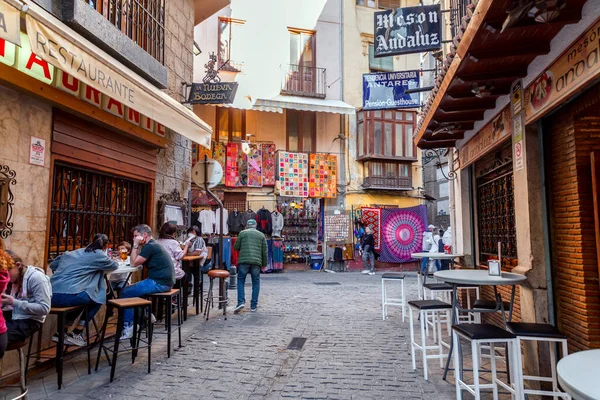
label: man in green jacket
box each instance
[234,219,267,313]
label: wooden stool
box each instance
[147,289,182,358]
[49,305,91,389]
[204,269,230,321]
[1,341,29,399]
[95,297,153,383]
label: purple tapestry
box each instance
[379,206,428,263]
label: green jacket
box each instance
[234,227,268,267]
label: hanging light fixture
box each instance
[528,0,566,23]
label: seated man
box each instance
[2,251,51,346]
[119,224,174,341]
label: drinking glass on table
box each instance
[119,248,128,261]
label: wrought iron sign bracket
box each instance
[0,164,16,238]
[423,148,458,181]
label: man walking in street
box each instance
[234,219,267,313]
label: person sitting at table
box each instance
[108,241,132,293]
[157,222,190,283]
[50,233,118,346]
[119,224,174,341]
[186,226,207,259]
[2,250,51,347]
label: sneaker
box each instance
[234,303,245,314]
[51,332,60,343]
[368,272,375,276]
[150,313,157,324]
[65,332,87,347]
[361,270,370,274]
[119,325,134,341]
[251,307,257,312]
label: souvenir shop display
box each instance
[227,208,245,234]
[361,207,381,251]
[309,154,337,198]
[324,214,351,244]
[280,199,319,263]
[198,208,216,235]
[247,144,262,187]
[237,145,248,186]
[226,143,241,187]
[242,208,257,228]
[278,151,309,197]
[271,210,284,237]
[262,144,276,186]
[212,141,226,185]
[256,207,273,235]
[214,207,229,235]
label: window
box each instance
[439,182,449,198]
[287,110,316,152]
[357,110,416,159]
[216,108,246,143]
[369,44,394,72]
[289,29,315,68]
[363,160,412,189]
[218,17,245,72]
[356,0,402,9]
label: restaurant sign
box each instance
[187,82,238,104]
[362,70,420,110]
[0,0,20,46]
[374,5,441,58]
[460,108,512,168]
[525,17,600,123]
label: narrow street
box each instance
[24,272,455,400]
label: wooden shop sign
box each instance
[460,108,512,168]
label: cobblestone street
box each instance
[20,271,457,400]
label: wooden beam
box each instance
[439,104,492,113]
[430,121,476,130]
[433,110,486,121]
[0,63,167,148]
[457,67,528,83]
[418,139,457,149]
[484,8,582,32]
[467,43,551,61]
[446,85,511,98]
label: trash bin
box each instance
[309,253,324,270]
[228,265,237,289]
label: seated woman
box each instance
[108,241,132,293]
[0,249,11,359]
[50,233,118,347]
[157,223,190,283]
[1,251,51,347]
[186,226,208,259]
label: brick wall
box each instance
[547,84,600,352]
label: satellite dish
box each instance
[192,158,223,189]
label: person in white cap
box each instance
[421,225,436,273]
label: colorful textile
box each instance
[262,144,276,186]
[379,206,428,263]
[247,144,262,187]
[272,239,283,270]
[278,151,309,197]
[309,154,337,198]
[238,146,248,186]
[192,143,212,167]
[225,143,240,187]
[212,141,226,185]
[361,208,381,251]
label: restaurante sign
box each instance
[0,0,20,46]
[374,5,441,58]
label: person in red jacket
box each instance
[0,248,13,359]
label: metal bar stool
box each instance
[204,269,230,321]
[507,322,571,399]
[452,323,523,400]
[147,289,182,358]
[1,340,29,399]
[408,299,452,380]
[95,297,153,383]
[381,273,405,321]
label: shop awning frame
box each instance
[254,95,356,115]
[20,0,213,148]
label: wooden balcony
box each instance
[362,176,412,191]
[281,64,326,99]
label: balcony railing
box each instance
[281,64,326,99]
[85,0,165,64]
[363,176,412,190]
[449,0,472,38]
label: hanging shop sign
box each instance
[187,53,238,104]
[525,17,600,123]
[362,70,420,110]
[374,4,441,58]
[511,80,525,172]
[0,0,20,46]
[459,108,512,168]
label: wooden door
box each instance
[590,152,600,290]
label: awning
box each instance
[254,95,356,115]
[21,0,212,148]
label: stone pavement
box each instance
[7,271,470,400]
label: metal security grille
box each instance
[86,0,165,64]
[476,156,517,266]
[48,163,149,261]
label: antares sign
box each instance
[362,70,420,110]
[374,5,441,58]
[187,82,238,104]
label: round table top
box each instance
[557,349,600,400]
[411,252,463,260]
[433,269,527,285]
[109,264,141,275]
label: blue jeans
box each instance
[363,246,375,272]
[119,279,171,326]
[237,264,260,309]
[421,258,429,273]
[52,292,103,327]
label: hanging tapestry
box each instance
[278,151,309,197]
[361,207,382,251]
[212,141,226,185]
[262,143,276,186]
[309,154,337,198]
[238,145,248,186]
[226,143,241,187]
[379,205,428,263]
[192,143,212,167]
[247,144,262,187]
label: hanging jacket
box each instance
[228,211,245,234]
[214,208,229,235]
[256,208,272,235]
[271,212,284,237]
[242,210,257,228]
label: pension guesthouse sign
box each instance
[362,70,420,110]
[374,5,441,58]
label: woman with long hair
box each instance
[50,233,118,347]
[0,249,13,358]
[2,250,51,346]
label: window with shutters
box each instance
[356,110,416,160]
[218,17,245,72]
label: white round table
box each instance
[434,269,527,286]
[108,264,141,276]
[557,349,600,400]
[411,252,463,260]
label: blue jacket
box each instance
[50,248,118,305]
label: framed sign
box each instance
[363,70,420,110]
[29,137,46,166]
[187,82,239,104]
[374,5,442,57]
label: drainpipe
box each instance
[338,0,346,209]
